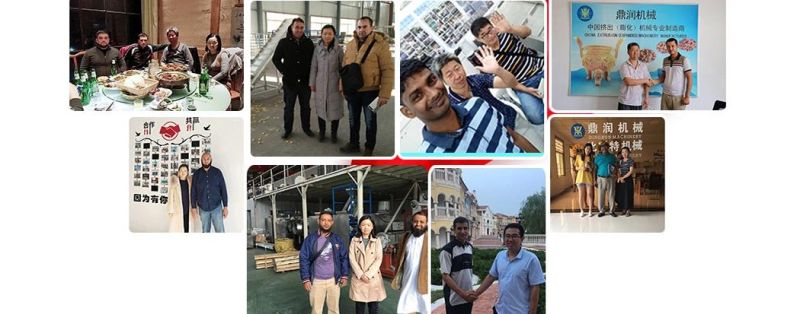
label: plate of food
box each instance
[156,71,190,89]
[152,87,173,101]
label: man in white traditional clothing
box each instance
[391,211,429,314]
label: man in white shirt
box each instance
[618,42,653,110]
[391,211,429,314]
[654,37,693,110]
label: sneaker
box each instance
[281,132,291,140]
[339,143,361,154]
[304,129,315,137]
[598,211,606,217]
[625,210,631,217]
[580,211,586,218]
[610,211,617,217]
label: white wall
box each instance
[551,0,726,110]
[129,117,244,233]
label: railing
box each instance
[248,165,354,199]
[523,234,546,245]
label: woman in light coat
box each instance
[167,164,199,233]
[309,24,344,143]
[348,215,387,314]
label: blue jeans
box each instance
[514,71,545,125]
[199,204,225,233]
[283,85,312,133]
[345,90,379,149]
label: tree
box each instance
[519,186,546,234]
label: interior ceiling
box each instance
[256,166,427,201]
[551,117,665,146]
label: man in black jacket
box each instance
[272,18,316,139]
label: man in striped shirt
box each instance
[399,58,535,154]
[471,12,545,125]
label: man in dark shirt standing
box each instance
[190,152,228,233]
[272,18,316,140]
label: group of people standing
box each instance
[272,16,394,156]
[399,12,545,154]
[299,211,429,314]
[574,142,636,217]
[440,217,545,314]
[618,38,693,110]
[165,152,229,233]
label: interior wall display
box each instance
[569,2,698,97]
[131,117,212,206]
[399,0,496,60]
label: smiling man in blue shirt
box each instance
[474,223,544,314]
[399,58,536,154]
[190,152,228,233]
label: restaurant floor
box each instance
[247,248,402,314]
[250,93,396,157]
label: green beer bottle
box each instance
[90,69,98,95]
[199,67,209,96]
[80,72,91,106]
[111,59,117,76]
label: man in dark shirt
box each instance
[80,30,126,77]
[124,32,167,70]
[272,18,316,140]
[190,152,228,233]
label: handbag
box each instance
[340,39,377,93]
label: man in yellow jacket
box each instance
[340,16,394,156]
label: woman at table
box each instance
[201,33,222,76]
[209,46,244,99]
[167,164,198,233]
[575,143,596,217]
[309,24,344,143]
[348,215,386,314]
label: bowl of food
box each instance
[156,71,190,89]
[162,63,189,72]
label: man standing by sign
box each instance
[594,142,618,217]
[618,42,653,110]
[191,152,228,232]
[654,38,692,110]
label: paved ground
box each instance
[251,93,395,157]
[432,282,499,314]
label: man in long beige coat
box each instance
[391,211,429,314]
[339,16,394,156]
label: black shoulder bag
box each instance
[340,39,377,94]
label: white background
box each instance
[1,1,798,313]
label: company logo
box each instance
[571,123,586,139]
[577,5,593,22]
[159,121,181,141]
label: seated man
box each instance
[124,32,168,70]
[80,30,126,77]
[432,46,539,130]
[161,27,195,68]
[399,58,536,154]
[471,12,545,125]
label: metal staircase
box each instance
[251,18,293,85]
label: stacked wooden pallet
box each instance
[254,251,300,271]
[274,254,300,272]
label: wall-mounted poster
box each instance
[569,2,698,97]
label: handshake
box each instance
[643,78,658,87]
[460,289,482,302]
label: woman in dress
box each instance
[616,147,636,217]
[574,143,596,217]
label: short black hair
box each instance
[286,18,305,38]
[666,38,678,45]
[452,216,470,227]
[137,32,149,40]
[400,58,430,106]
[319,210,334,220]
[627,42,639,51]
[355,215,377,238]
[470,17,491,37]
[359,16,374,26]
[503,223,524,237]
[95,30,109,39]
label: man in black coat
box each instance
[272,18,316,139]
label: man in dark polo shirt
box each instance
[440,216,476,314]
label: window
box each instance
[266,12,300,34]
[437,193,446,207]
[309,16,333,35]
[339,19,356,37]
[555,137,565,177]
[70,0,142,51]
[434,169,445,181]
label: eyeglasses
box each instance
[504,234,521,239]
[479,26,495,40]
